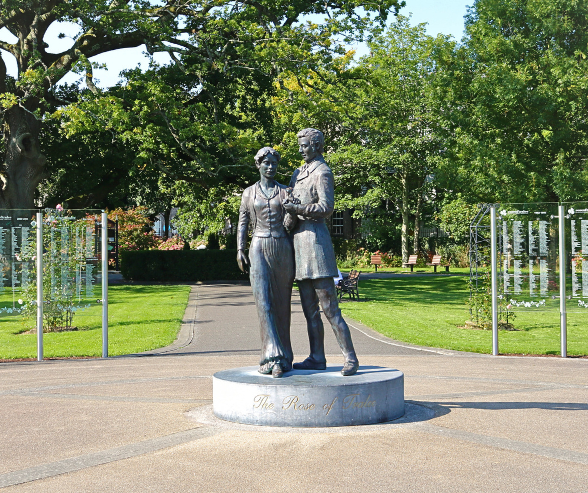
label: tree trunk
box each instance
[0,106,47,210]
[413,192,422,257]
[163,209,171,238]
[401,173,410,263]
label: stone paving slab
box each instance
[0,284,587,492]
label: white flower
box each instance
[17,299,23,304]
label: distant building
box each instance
[328,210,357,239]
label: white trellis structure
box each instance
[0,209,108,361]
[472,202,587,357]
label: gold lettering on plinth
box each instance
[253,394,274,410]
[252,393,377,413]
[323,397,338,415]
[342,394,377,410]
[282,395,315,411]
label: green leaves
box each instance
[443,0,588,203]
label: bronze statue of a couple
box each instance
[237,128,359,378]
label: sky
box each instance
[0,1,470,89]
[405,0,471,40]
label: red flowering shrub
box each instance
[158,236,186,250]
[109,207,160,252]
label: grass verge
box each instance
[340,276,587,356]
[341,267,471,275]
[0,285,191,360]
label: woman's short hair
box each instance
[254,146,281,165]
[297,128,324,154]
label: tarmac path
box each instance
[148,283,444,359]
[1,283,587,492]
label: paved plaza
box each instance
[1,283,587,492]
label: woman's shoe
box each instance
[272,364,284,378]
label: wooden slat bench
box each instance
[427,254,450,273]
[370,254,382,272]
[403,254,418,272]
[336,270,361,301]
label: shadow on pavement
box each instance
[124,348,260,358]
[438,401,588,411]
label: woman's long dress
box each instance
[237,182,295,372]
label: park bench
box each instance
[337,270,361,301]
[427,254,450,273]
[370,254,382,272]
[403,254,418,272]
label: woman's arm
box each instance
[237,189,251,272]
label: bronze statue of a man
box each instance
[283,128,359,376]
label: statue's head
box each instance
[297,128,324,163]
[254,146,280,179]
[254,146,281,166]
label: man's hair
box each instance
[254,146,281,165]
[297,128,324,154]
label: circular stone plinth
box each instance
[213,366,404,427]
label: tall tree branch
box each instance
[44,29,147,85]
[0,41,16,57]
[0,52,6,93]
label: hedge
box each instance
[120,249,248,282]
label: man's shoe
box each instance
[293,358,327,370]
[341,360,359,376]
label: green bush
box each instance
[437,244,470,267]
[337,247,372,269]
[332,238,360,259]
[120,249,248,282]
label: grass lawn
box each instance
[342,266,472,275]
[340,276,588,356]
[0,285,191,360]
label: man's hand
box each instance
[237,249,249,273]
[283,201,300,214]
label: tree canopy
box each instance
[437,0,588,203]
[4,0,588,258]
[271,16,453,256]
[0,0,402,210]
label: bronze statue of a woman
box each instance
[237,147,295,378]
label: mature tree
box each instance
[436,0,588,203]
[39,83,140,209]
[330,18,451,260]
[0,0,402,212]
[271,17,455,258]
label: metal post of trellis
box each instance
[36,212,43,361]
[558,205,567,358]
[490,205,498,356]
[101,212,108,358]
